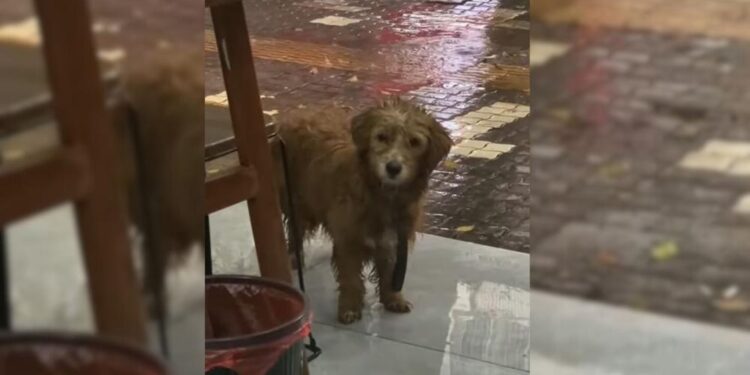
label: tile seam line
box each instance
[312,320,529,373]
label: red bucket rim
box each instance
[0,331,167,372]
[205,275,310,351]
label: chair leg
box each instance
[210,2,292,284]
[204,215,212,276]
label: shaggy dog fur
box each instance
[276,98,452,324]
[114,50,203,317]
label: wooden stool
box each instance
[204,0,293,284]
[0,0,147,346]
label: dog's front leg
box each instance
[331,242,366,324]
[374,254,412,313]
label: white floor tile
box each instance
[303,234,530,371]
[310,323,527,375]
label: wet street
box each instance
[205,0,531,252]
[0,0,530,251]
[531,0,750,329]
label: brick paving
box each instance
[205,0,530,252]
[531,5,750,328]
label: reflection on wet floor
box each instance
[208,203,530,373]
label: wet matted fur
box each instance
[276,97,452,324]
[115,49,204,318]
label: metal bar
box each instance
[33,0,148,345]
[204,216,212,276]
[204,136,236,162]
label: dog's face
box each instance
[351,98,452,187]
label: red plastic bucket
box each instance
[205,275,311,375]
[0,332,167,374]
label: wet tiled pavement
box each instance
[531,2,750,329]
[205,0,530,251]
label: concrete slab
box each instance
[209,203,530,373]
[532,291,750,375]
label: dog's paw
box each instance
[384,297,413,313]
[338,309,362,324]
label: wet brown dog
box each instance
[115,50,203,319]
[276,98,452,324]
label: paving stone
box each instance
[728,158,750,177]
[456,139,489,149]
[491,101,519,109]
[463,111,493,120]
[483,143,515,153]
[703,139,750,158]
[489,114,518,123]
[532,144,563,159]
[450,146,474,157]
[469,149,502,159]
[733,194,750,214]
[530,40,570,67]
[679,151,735,172]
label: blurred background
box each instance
[530,0,750,373]
[0,0,202,373]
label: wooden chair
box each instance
[204,0,293,284]
[0,0,147,346]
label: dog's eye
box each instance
[376,133,389,143]
[409,137,421,147]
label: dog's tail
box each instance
[117,49,204,317]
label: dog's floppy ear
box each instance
[351,110,374,152]
[425,119,453,171]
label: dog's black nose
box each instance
[386,161,402,177]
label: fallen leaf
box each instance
[263,110,279,116]
[723,284,740,299]
[595,251,618,267]
[548,108,571,122]
[651,240,679,261]
[714,297,750,312]
[442,159,458,171]
[598,161,630,178]
[455,225,475,233]
[348,75,359,82]
[309,67,319,75]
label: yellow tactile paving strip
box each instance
[448,101,529,159]
[205,31,370,71]
[205,31,529,93]
[534,0,750,41]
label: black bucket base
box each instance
[206,341,304,375]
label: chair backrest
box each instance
[0,0,147,346]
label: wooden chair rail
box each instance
[0,147,91,225]
[205,165,259,214]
